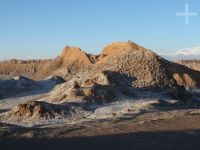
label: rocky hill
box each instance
[32,46,94,80]
[47,41,193,104]
[58,41,200,88]
[77,41,177,88]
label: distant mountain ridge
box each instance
[0,59,52,78]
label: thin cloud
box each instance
[175,47,200,56]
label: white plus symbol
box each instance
[176,3,198,25]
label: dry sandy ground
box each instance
[1,109,200,150]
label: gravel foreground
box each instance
[1,110,200,150]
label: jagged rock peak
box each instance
[58,46,92,65]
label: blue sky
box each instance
[0,0,200,60]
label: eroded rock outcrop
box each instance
[0,59,52,78]
[49,79,123,103]
[59,46,92,66]
[33,46,93,79]
[9,101,61,119]
[177,60,200,71]
[167,61,200,87]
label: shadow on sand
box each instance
[1,129,200,150]
[0,77,65,100]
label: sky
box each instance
[0,0,200,60]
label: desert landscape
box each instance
[0,41,200,149]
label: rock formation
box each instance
[1,41,200,89]
[167,61,200,87]
[58,46,92,67]
[32,46,93,79]
[3,101,88,124]
[47,41,195,103]
[177,60,200,71]
[0,59,52,78]
[9,101,61,119]
[67,41,178,89]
